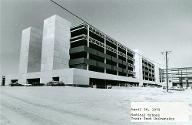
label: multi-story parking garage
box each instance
[70,24,135,78]
[4,15,163,88]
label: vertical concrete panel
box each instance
[18,28,31,84]
[58,69,74,85]
[18,27,42,84]
[41,16,55,72]
[27,28,42,73]
[155,64,160,85]
[53,15,71,69]
[134,52,143,86]
[5,75,11,85]
[41,16,55,83]
[41,15,71,83]
[19,28,30,74]
[73,69,89,85]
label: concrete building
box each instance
[5,15,163,88]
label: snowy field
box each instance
[0,86,192,125]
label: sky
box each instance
[0,0,192,75]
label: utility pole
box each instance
[161,51,171,92]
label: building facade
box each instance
[162,67,192,88]
[5,15,163,88]
[70,24,135,78]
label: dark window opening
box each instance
[118,47,126,54]
[106,59,116,66]
[118,55,126,61]
[128,59,133,64]
[71,24,85,31]
[106,50,116,57]
[89,43,104,53]
[90,78,139,88]
[71,28,87,37]
[89,54,104,63]
[27,78,40,85]
[89,31,104,43]
[106,69,117,75]
[127,52,134,58]
[118,63,126,69]
[118,72,127,76]
[128,74,134,77]
[70,64,87,69]
[70,40,87,48]
[11,79,18,83]
[52,77,59,81]
[106,40,117,49]
[70,52,87,59]
[128,67,133,71]
[2,76,5,86]
[89,65,104,73]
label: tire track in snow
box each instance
[0,114,14,125]
[1,91,115,125]
[1,102,60,125]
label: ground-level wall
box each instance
[4,68,162,87]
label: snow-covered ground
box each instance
[0,86,192,125]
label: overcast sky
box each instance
[1,0,192,75]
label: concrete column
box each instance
[126,49,128,76]
[155,64,161,85]
[104,35,106,73]
[86,24,90,70]
[117,44,119,76]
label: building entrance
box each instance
[27,78,40,85]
